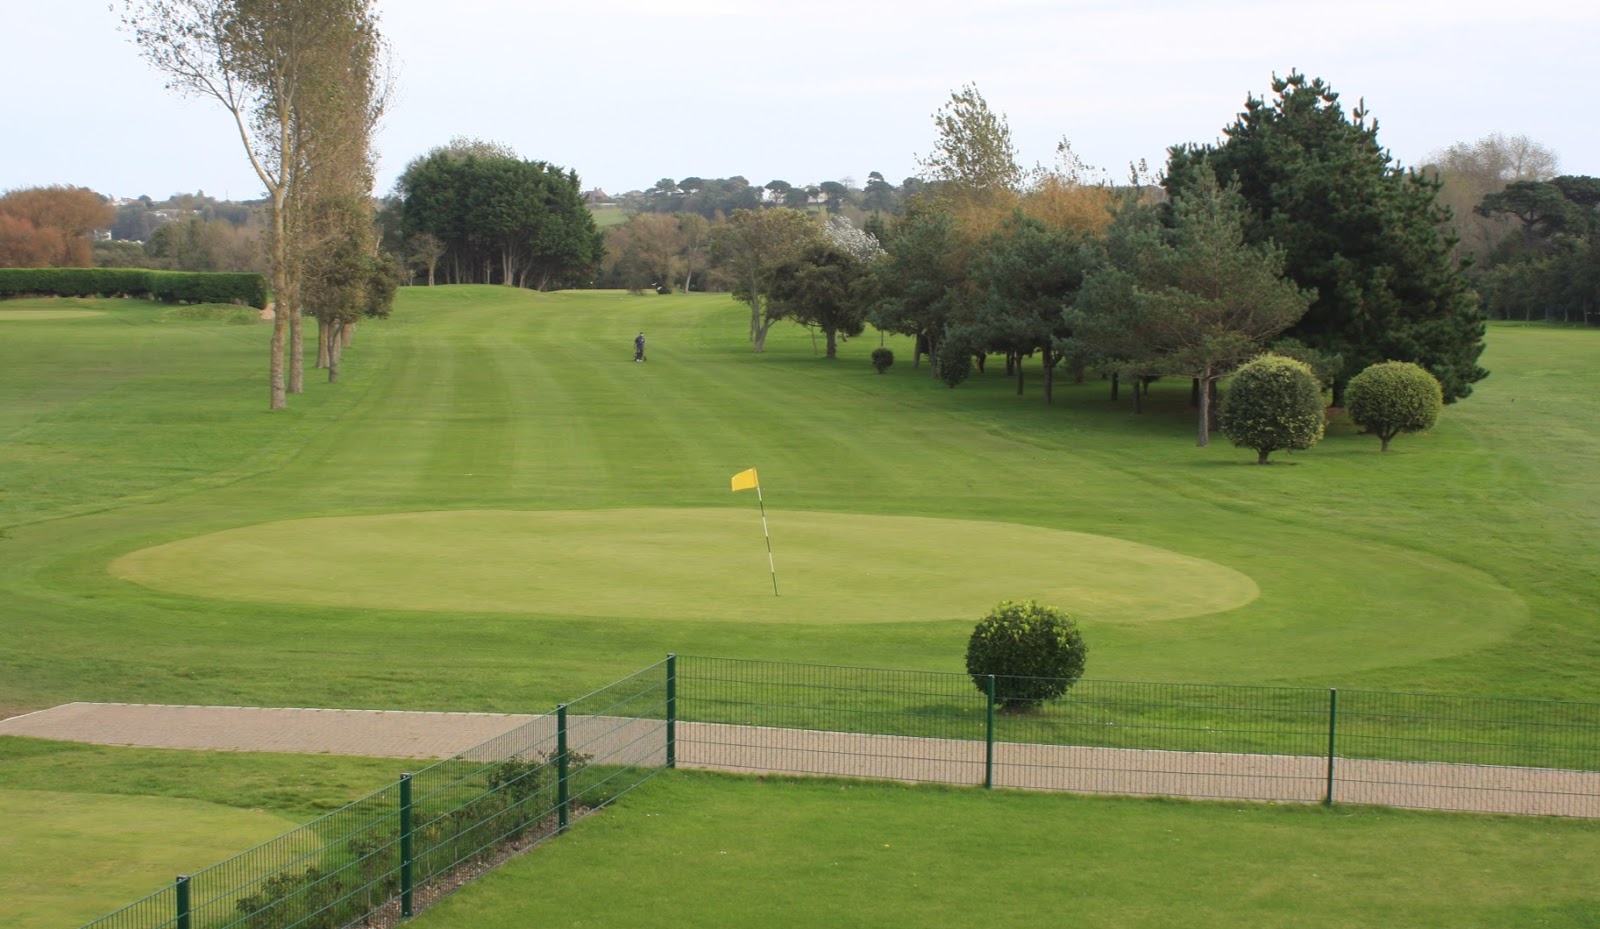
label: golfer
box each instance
[634,332,646,362]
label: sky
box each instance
[3,0,1597,203]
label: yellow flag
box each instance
[731,468,760,492]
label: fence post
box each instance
[557,704,570,834]
[985,675,996,790]
[666,654,677,770]
[399,772,414,917]
[175,875,190,929]
[1324,689,1338,807]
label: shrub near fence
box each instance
[78,661,671,929]
[0,268,267,308]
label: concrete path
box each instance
[3,703,1595,818]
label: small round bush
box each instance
[1219,354,1326,464]
[965,600,1087,710]
[1344,361,1443,452]
[871,347,894,374]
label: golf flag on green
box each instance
[731,468,778,596]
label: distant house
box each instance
[583,189,612,205]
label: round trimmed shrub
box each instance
[1219,354,1326,464]
[965,600,1087,710]
[871,347,894,374]
[1344,361,1443,452]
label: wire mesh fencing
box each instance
[674,656,1600,816]
[67,656,1600,929]
[78,660,671,929]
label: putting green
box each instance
[1,789,295,929]
[110,509,1259,624]
[0,309,104,320]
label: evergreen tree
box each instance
[1166,72,1487,403]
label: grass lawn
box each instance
[414,771,1600,929]
[2,289,1594,714]
[2,288,1599,925]
[0,790,296,929]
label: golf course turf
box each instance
[3,287,1599,927]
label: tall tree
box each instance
[1074,169,1313,445]
[769,243,870,358]
[1166,71,1487,404]
[604,213,684,293]
[398,146,603,289]
[868,207,963,374]
[710,207,821,351]
[123,0,388,410]
[967,212,1090,403]
[917,83,1023,207]
[1423,133,1558,263]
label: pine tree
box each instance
[1166,72,1487,403]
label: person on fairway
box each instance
[634,332,646,362]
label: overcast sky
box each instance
[3,0,1596,202]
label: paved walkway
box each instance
[3,703,1596,818]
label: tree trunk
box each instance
[426,260,436,286]
[1133,376,1143,414]
[1197,367,1212,447]
[343,322,355,348]
[753,317,777,352]
[1111,371,1119,401]
[1380,434,1392,452]
[269,188,288,411]
[825,327,838,358]
[327,321,343,383]
[1258,448,1270,464]
[316,317,330,369]
[289,299,304,394]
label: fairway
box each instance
[4,288,1599,928]
[110,508,1259,622]
[0,287,1575,708]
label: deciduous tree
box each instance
[123,0,389,410]
[711,207,821,351]
[0,186,114,267]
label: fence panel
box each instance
[78,660,671,929]
[676,656,988,784]
[676,657,1600,816]
[993,679,1328,802]
[1331,690,1600,816]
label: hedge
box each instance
[0,268,268,308]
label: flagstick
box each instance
[756,485,778,596]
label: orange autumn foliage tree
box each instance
[0,186,113,267]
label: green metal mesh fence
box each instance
[675,657,1600,816]
[78,660,670,929]
[68,656,1600,929]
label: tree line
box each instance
[676,75,1493,453]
